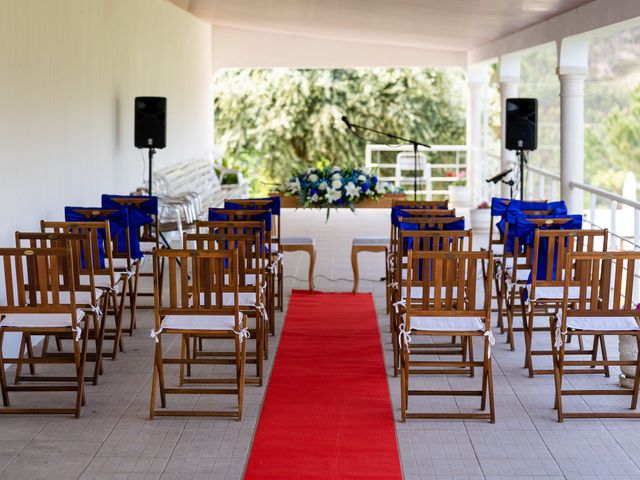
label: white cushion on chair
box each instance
[526,285,591,300]
[401,286,458,298]
[160,314,236,332]
[410,316,485,332]
[110,258,133,269]
[352,236,389,246]
[140,241,158,252]
[0,310,86,328]
[491,244,504,255]
[561,315,640,331]
[281,237,314,246]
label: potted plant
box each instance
[470,200,491,231]
[447,170,470,207]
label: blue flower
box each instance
[372,176,378,184]
[361,184,369,193]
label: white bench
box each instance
[281,237,316,291]
[145,159,247,234]
[351,236,389,293]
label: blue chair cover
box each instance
[490,197,511,216]
[225,196,281,216]
[65,206,130,267]
[398,216,465,232]
[101,194,158,260]
[497,200,568,253]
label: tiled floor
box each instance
[1,209,640,479]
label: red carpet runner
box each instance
[244,291,402,479]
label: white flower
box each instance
[326,188,342,203]
[331,172,341,180]
[288,178,301,194]
[308,173,319,183]
[366,189,374,196]
[375,182,386,194]
[310,193,319,203]
[306,167,315,174]
[331,179,342,189]
[331,166,341,173]
[345,182,360,199]
[357,174,367,183]
[318,181,328,191]
[361,167,371,175]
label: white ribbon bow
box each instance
[387,281,399,289]
[398,322,412,352]
[89,305,103,317]
[150,327,163,343]
[255,303,269,322]
[484,330,496,358]
[393,299,406,313]
[234,328,251,343]
[554,327,567,349]
[70,325,82,342]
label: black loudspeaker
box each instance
[135,97,166,149]
[506,98,537,151]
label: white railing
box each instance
[527,164,561,200]
[365,144,466,198]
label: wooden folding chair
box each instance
[64,208,140,336]
[551,251,640,421]
[387,209,456,314]
[199,213,275,334]
[0,247,89,416]
[149,249,248,419]
[41,220,128,360]
[104,195,164,309]
[391,230,473,376]
[518,228,608,377]
[225,198,284,312]
[399,250,495,422]
[498,212,556,349]
[184,227,267,385]
[14,231,108,385]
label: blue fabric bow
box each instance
[65,206,130,267]
[101,194,158,260]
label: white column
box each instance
[499,78,518,198]
[558,68,587,212]
[467,80,483,206]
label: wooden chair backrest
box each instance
[530,229,608,295]
[0,247,81,321]
[393,200,448,209]
[562,251,640,319]
[405,250,493,328]
[224,199,280,246]
[396,230,473,287]
[397,216,464,231]
[108,196,160,249]
[183,230,263,292]
[153,249,241,329]
[64,208,132,265]
[488,199,547,249]
[15,231,96,295]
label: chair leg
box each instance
[0,331,10,407]
[256,313,264,386]
[308,246,316,291]
[351,247,359,294]
[599,335,611,378]
[128,261,141,334]
[631,335,640,410]
[495,272,504,334]
[550,319,565,422]
[400,346,408,422]
[236,336,247,420]
[468,336,475,378]
[73,323,89,417]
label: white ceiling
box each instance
[170,0,594,52]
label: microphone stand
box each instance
[346,120,431,201]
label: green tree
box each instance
[213,68,466,195]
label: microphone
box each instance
[341,116,352,129]
[486,169,513,184]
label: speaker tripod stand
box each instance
[515,149,529,201]
[144,147,172,250]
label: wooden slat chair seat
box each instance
[0,247,90,417]
[551,251,640,421]
[183,228,267,385]
[399,250,495,422]
[149,249,248,419]
[516,228,608,377]
[390,230,473,377]
[41,221,128,360]
[14,232,109,385]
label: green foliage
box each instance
[213,68,467,196]
[586,84,640,193]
